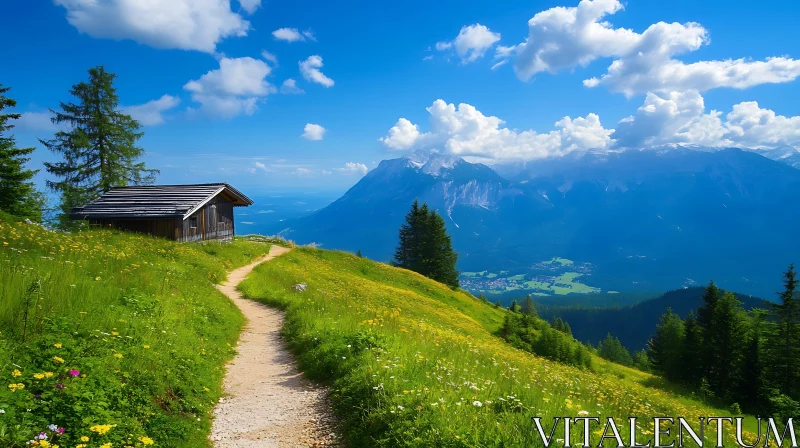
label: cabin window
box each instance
[189,216,198,229]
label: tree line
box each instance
[648,268,800,418]
[0,67,157,225]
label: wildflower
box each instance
[114,353,123,359]
[48,424,58,431]
[578,410,589,416]
[54,343,62,349]
[99,443,112,448]
[53,356,65,364]
[11,369,21,377]
[0,409,5,414]
[69,370,80,377]
[44,372,54,378]
[89,424,114,435]
[39,441,50,448]
[473,401,483,407]
[8,383,25,392]
[143,345,150,349]
[397,405,404,410]
[140,436,154,445]
[55,383,66,390]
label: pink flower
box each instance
[68,369,80,377]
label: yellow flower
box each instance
[44,372,54,378]
[114,353,123,359]
[77,445,87,448]
[11,369,21,377]
[54,343,62,349]
[39,441,50,448]
[8,383,25,392]
[139,436,154,445]
[90,424,115,435]
[99,444,112,448]
[34,373,45,380]
[80,436,90,442]
[111,332,119,336]
[53,356,65,364]
[143,345,150,349]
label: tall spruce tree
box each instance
[648,308,685,382]
[0,84,44,221]
[708,291,746,400]
[393,200,459,288]
[40,66,157,225]
[741,309,768,413]
[697,281,721,383]
[769,265,800,400]
[521,294,538,317]
[680,311,704,388]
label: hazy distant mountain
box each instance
[754,145,800,169]
[273,148,800,297]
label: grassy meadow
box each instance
[0,214,276,447]
[240,247,759,447]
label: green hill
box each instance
[239,247,760,447]
[0,214,277,447]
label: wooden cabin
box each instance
[70,183,253,242]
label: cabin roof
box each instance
[69,183,253,220]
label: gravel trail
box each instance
[210,245,338,447]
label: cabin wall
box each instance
[180,195,235,242]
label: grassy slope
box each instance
[0,215,275,447]
[240,248,757,447]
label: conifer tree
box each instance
[697,281,721,383]
[741,309,768,412]
[509,299,521,313]
[768,265,800,400]
[40,66,157,226]
[632,349,651,372]
[393,200,459,288]
[680,311,704,388]
[708,291,746,400]
[648,308,685,382]
[598,333,633,366]
[521,294,538,317]
[0,84,44,221]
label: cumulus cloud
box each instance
[54,0,253,53]
[302,123,326,140]
[436,24,501,63]
[273,27,315,42]
[613,90,800,149]
[122,95,181,126]
[504,0,800,96]
[336,162,368,176]
[183,57,274,117]
[299,55,334,87]
[280,78,305,94]
[380,99,613,162]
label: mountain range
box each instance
[271,146,800,298]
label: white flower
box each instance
[48,424,58,431]
[0,409,4,414]
[397,405,404,410]
[472,401,483,407]
[578,410,589,416]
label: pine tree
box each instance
[741,309,768,413]
[680,311,704,388]
[509,299,521,313]
[40,66,157,226]
[697,281,721,383]
[708,292,746,400]
[0,84,44,221]
[632,349,651,372]
[393,201,459,288]
[598,333,632,366]
[648,308,685,382]
[768,265,800,400]
[521,294,538,317]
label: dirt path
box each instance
[210,245,338,447]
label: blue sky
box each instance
[3,0,800,195]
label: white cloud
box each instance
[184,56,274,117]
[260,50,278,66]
[253,161,269,172]
[299,55,334,87]
[122,95,180,126]
[273,28,306,42]
[237,0,261,14]
[613,90,800,149]
[14,112,59,132]
[302,123,326,140]
[302,29,317,41]
[54,0,252,53]
[380,99,612,162]
[280,78,305,94]
[507,0,800,96]
[336,162,368,176]
[436,24,501,63]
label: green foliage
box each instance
[0,84,44,221]
[647,308,685,382]
[39,66,158,227]
[632,349,650,372]
[550,316,572,336]
[768,264,800,399]
[392,200,459,288]
[0,219,274,447]
[597,333,632,366]
[520,294,537,317]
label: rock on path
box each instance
[210,245,339,447]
